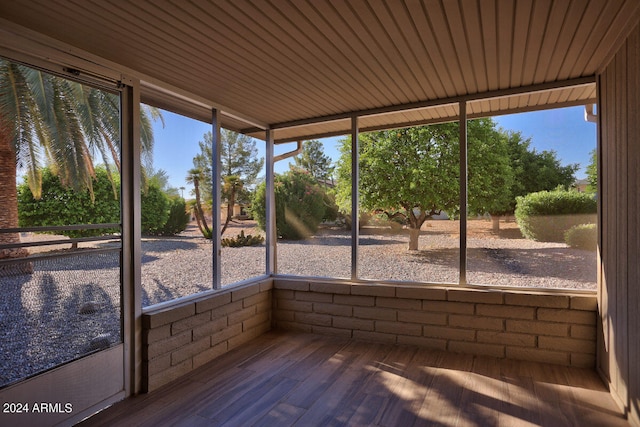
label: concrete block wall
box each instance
[142,280,273,392]
[273,279,597,368]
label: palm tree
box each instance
[221,175,242,235]
[186,167,211,238]
[0,58,158,264]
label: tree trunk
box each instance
[408,228,420,251]
[0,131,32,274]
[220,215,230,235]
[406,207,427,251]
[193,206,205,234]
[492,216,500,232]
[192,178,210,238]
[194,205,211,239]
[220,188,235,236]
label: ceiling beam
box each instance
[267,76,596,131]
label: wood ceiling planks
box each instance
[0,0,637,140]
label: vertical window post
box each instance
[459,101,468,285]
[120,78,141,394]
[212,108,222,289]
[266,129,276,275]
[351,116,359,281]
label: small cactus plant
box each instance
[221,230,265,247]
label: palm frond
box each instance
[1,58,158,203]
[139,106,155,169]
[0,61,49,198]
[46,77,95,197]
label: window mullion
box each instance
[459,101,468,285]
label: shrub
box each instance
[252,169,328,239]
[158,197,190,236]
[341,212,371,230]
[141,184,170,235]
[515,189,596,242]
[565,223,597,250]
[19,168,190,238]
[221,230,264,247]
[18,167,120,237]
[322,190,339,222]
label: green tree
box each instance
[252,168,326,240]
[586,148,597,193]
[293,140,334,184]
[145,167,179,198]
[292,140,338,223]
[334,142,354,217]
[505,130,579,200]
[0,58,159,261]
[335,119,514,250]
[141,167,181,235]
[483,130,579,231]
[468,121,515,223]
[192,129,263,235]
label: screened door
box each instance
[0,58,126,426]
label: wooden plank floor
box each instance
[80,331,629,426]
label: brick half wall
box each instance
[142,279,273,392]
[273,279,597,368]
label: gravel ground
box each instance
[0,252,121,388]
[272,229,595,288]
[0,220,596,388]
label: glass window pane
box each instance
[221,130,266,286]
[142,117,268,302]
[141,111,212,306]
[357,123,460,284]
[274,138,351,279]
[466,109,597,290]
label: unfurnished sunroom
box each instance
[0,1,639,426]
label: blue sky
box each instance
[151,105,596,194]
[493,106,596,179]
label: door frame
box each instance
[0,41,141,425]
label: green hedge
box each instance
[19,167,188,238]
[565,223,597,250]
[515,190,596,242]
[141,184,170,235]
[18,167,121,237]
